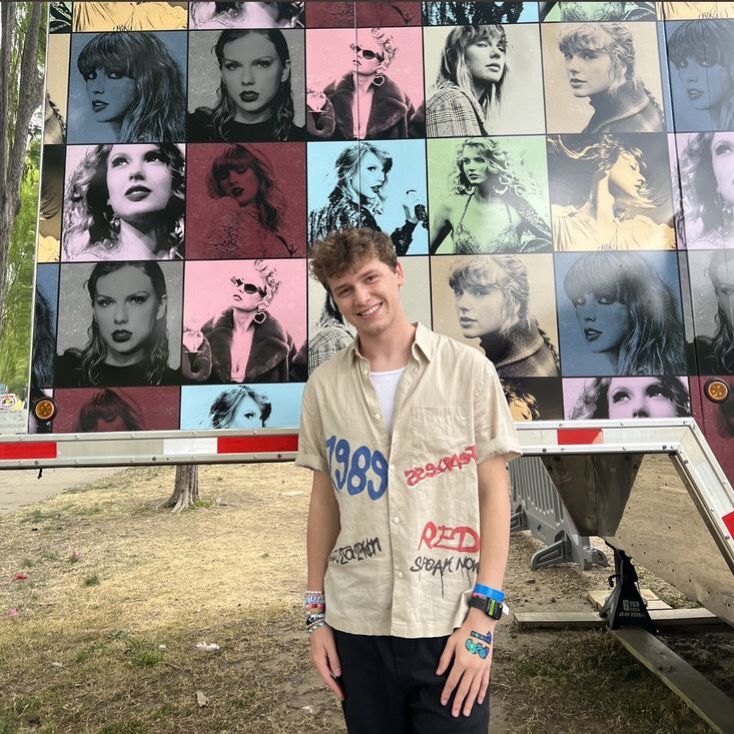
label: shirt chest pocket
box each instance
[409,407,471,461]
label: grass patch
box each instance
[83,574,100,587]
[98,721,147,734]
[18,558,35,569]
[21,508,64,525]
[1,461,726,734]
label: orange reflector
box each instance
[704,379,729,403]
[34,399,56,421]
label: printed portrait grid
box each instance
[33,2,734,440]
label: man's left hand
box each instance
[436,609,497,718]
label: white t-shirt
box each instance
[369,367,406,435]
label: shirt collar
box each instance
[347,322,436,365]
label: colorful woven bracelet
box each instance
[473,584,505,602]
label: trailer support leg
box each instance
[600,547,658,634]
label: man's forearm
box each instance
[307,470,341,590]
[475,456,512,593]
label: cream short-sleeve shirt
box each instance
[296,323,521,638]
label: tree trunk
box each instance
[163,464,200,513]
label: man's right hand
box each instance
[309,625,344,701]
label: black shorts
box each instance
[333,629,490,734]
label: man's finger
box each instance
[451,672,474,718]
[435,638,455,676]
[462,671,484,717]
[478,666,491,704]
[440,665,464,706]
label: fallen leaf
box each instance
[196,642,220,652]
[196,690,209,708]
[302,705,314,714]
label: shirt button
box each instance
[398,571,404,579]
[374,412,381,419]
[392,516,400,524]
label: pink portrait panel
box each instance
[306,26,424,109]
[183,259,307,348]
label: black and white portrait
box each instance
[54,261,183,388]
[678,132,734,249]
[541,21,665,134]
[688,250,734,375]
[187,28,305,142]
[423,23,545,137]
[428,137,551,254]
[502,377,564,420]
[307,140,429,255]
[189,2,305,29]
[67,31,187,144]
[62,143,185,262]
[423,2,537,25]
[666,20,734,133]
[431,254,561,377]
[555,251,686,376]
[305,26,425,140]
[540,2,656,22]
[548,133,675,251]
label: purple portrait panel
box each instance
[186,142,306,259]
[563,376,691,420]
[690,376,734,486]
[51,387,180,433]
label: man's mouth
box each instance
[125,185,151,201]
[240,91,259,102]
[358,303,382,318]
[92,100,108,111]
[584,328,601,342]
[112,330,132,342]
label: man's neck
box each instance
[357,318,416,372]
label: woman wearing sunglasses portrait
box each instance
[182,259,305,384]
[306,27,424,140]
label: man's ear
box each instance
[395,261,405,286]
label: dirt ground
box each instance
[0,459,732,733]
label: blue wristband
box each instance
[473,584,505,602]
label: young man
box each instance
[296,227,521,733]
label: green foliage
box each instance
[0,157,39,396]
[0,2,46,398]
